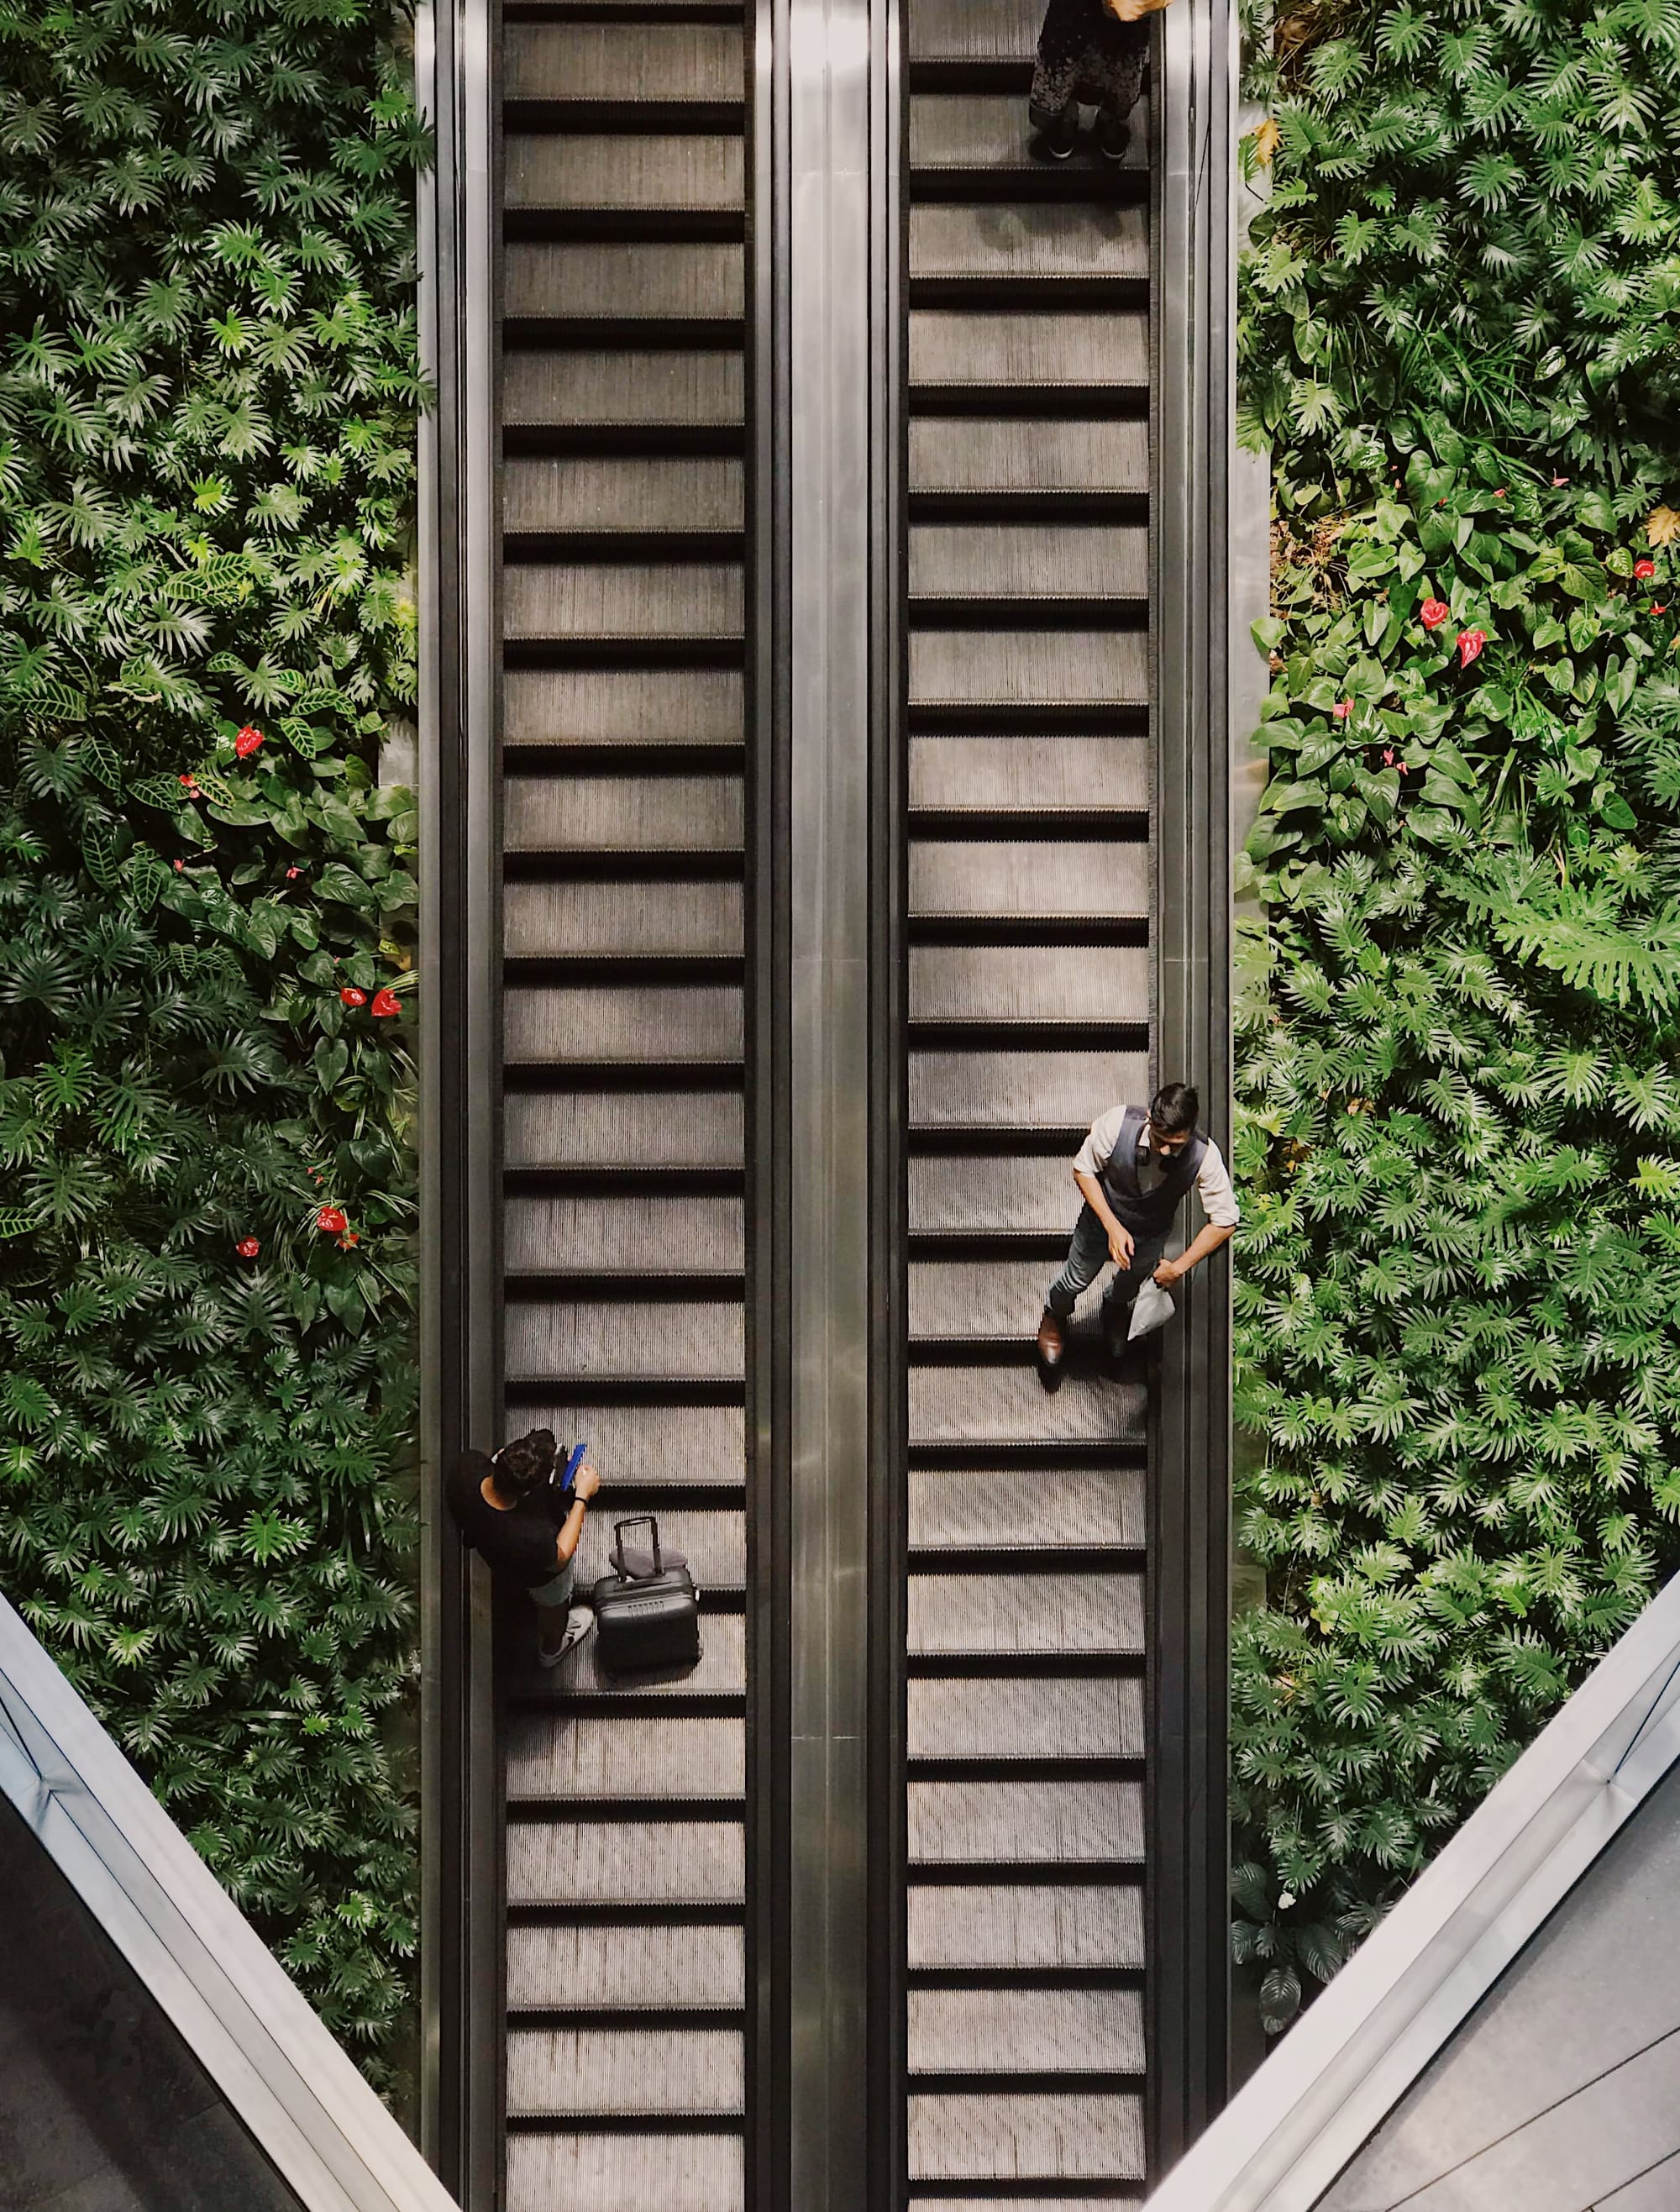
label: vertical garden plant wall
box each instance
[1231,0,1680,2030]
[0,2,427,2091]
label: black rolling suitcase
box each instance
[589,1516,702,1673]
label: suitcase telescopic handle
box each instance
[612,1514,662,1576]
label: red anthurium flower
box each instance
[1551,476,1569,487]
[1331,700,1351,721]
[1635,558,1656,580]
[340,985,367,1007]
[1493,488,1506,498]
[172,859,184,873]
[317,1205,348,1235]
[234,724,265,759]
[235,1237,260,1258]
[1420,597,1450,629]
[338,1230,360,1250]
[1382,748,1394,766]
[286,865,302,880]
[178,773,197,791]
[370,987,402,1017]
[1457,628,1488,668]
[1654,603,1669,614]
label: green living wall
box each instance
[1231,0,1680,2030]
[0,3,427,2091]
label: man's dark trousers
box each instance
[1046,1203,1165,1328]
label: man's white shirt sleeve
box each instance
[1073,1104,1129,1180]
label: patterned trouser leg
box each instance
[1030,0,1149,127]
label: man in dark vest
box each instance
[1037,1080,1238,1367]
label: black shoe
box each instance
[1096,113,1131,164]
[1034,105,1079,160]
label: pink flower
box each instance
[1332,700,1352,721]
[1493,488,1506,499]
[286,865,302,880]
[1551,476,1569,487]
[1420,598,1450,630]
[1381,749,1394,766]
[234,725,265,759]
[1457,628,1488,669]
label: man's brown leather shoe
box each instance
[1037,1306,1066,1366]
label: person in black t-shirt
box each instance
[446,1427,601,1665]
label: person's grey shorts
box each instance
[528,1560,577,1612]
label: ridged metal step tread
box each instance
[908,0,1039,63]
[910,1152,1104,1236]
[911,202,1147,282]
[505,2134,743,2212]
[506,457,744,533]
[505,1093,743,1168]
[909,2088,1145,2183]
[507,2023,743,2114]
[507,1712,746,1800]
[909,1884,1145,1970]
[505,1295,743,1382]
[909,1677,1144,1762]
[910,1469,1146,1552]
[508,1922,745,2008]
[911,91,1149,173]
[505,351,744,431]
[910,1363,1146,1449]
[909,945,1148,1026]
[502,1404,745,1486]
[505,880,743,959]
[507,1192,743,1271]
[909,1574,1143,1658]
[909,1778,1144,1865]
[506,21,743,101]
[503,984,743,1065]
[910,1048,1148,1130]
[910,524,1147,601]
[911,1259,1137,1341]
[911,630,1147,710]
[910,735,1147,810]
[911,416,1147,495]
[911,838,1148,922]
[505,668,743,747]
[504,564,743,640]
[505,242,743,321]
[505,774,743,852]
[507,1816,744,1905]
[507,136,744,214]
[911,311,1148,389]
[910,1987,1144,2073]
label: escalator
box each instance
[901,0,1155,2198]
[494,3,752,2204]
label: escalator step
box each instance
[504,983,743,1064]
[910,1987,1144,2072]
[506,881,743,958]
[911,202,1147,281]
[506,2135,743,2212]
[909,0,1040,63]
[505,772,743,852]
[909,1573,1144,1656]
[910,945,1147,1023]
[507,134,744,213]
[911,630,1147,708]
[911,523,1147,601]
[908,2089,1144,2183]
[505,667,743,747]
[506,242,743,322]
[506,1090,744,1169]
[508,1816,745,1905]
[506,22,743,101]
[911,91,1149,174]
[508,1712,747,1799]
[509,1922,745,2008]
[910,1366,1146,1448]
[507,2024,743,2115]
[507,1403,745,1486]
[910,1468,1145,1551]
[505,349,743,429]
[909,1778,1144,1864]
[507,1192,744,1273]
[506,1295,744,1382]
[909,1884,1144,1969]
[909,1048,1148,1129]
[911,309,1147,388]
[910,1153,1084,1234]
[544,1614,747,1697]
[911,839,1148,919]
[505,563,743,641]
[911,1260,1123,1340]
[507,457,744,533]
[910,735,1147,811]
[911,415,1147,493]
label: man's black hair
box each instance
[1150,1081,1200,1138]
[493,1427,559,1496]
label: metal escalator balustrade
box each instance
[904,0,1154,2199]
[496,4,751,2205]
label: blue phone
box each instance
[559,1441,586,1496]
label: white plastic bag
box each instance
[1127,1277,1177,1341]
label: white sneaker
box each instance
[538,1605,596,1667]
